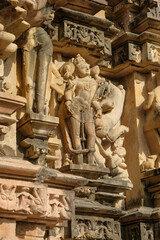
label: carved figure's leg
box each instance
[36,51,52,114]
[67,117,83,164]
[35,29,53,114]
[85,120,96,165]
[22,49,37,113]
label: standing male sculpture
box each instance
[59,55,102,165]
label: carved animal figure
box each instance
[95,82,129,142]
[94,82,129,180]
[140,154,157,172]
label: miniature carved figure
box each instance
[0,184,17,211]
[131,45,142,63]
[59,54,102,165]
[140,154,157,172]
[17,187,45,214]
[142,223,154,240]
[150,46,160,64]
[75,219,115,240]
[48,194,71,219]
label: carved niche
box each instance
[114,43,142,66]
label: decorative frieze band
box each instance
[0,178,74,221]
[72,216,121,240]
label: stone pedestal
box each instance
[141,169,160,208]
[0,92,26,156]
[60,163,110,179]
[0,156,86,239]
[17,113,59,165]
[61,165,133,239]
[0,91,26,128]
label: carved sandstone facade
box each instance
[0,0,160,240]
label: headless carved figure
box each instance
[22,27,53,114]
[18,0,54,114]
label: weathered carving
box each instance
[149,45,160,64]
[140,154,158,172]
[46,227,64,240]
[144,85,160,156]
[141,223,154,240]
[114,43,142,65]
[0,179,73,221]
[11,0,55,27]
[95,82,128,142]
[74,186,96,200]
[63,21,111,56]
[0,125,9,135]
[17,112,59,165]
[114,45,128,66]
[94,81,129,179]
[14,0,56,114]
[0,184,45,214]
[129,44,142,63]
[21,27,53,114]
[47,194,71,219]
[73,217,121,240]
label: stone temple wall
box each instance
[0,0,160,239]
